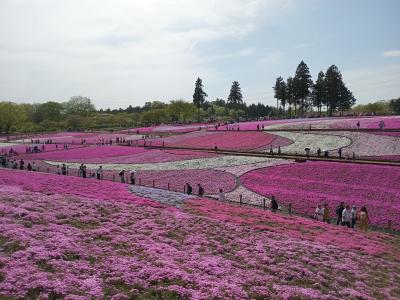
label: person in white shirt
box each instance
[342,205,352,227]
[218,189,225,201]
[314,204,323,221]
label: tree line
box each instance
[0,84,276,133]
[274,61,356,117]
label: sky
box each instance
[0,0,399,109]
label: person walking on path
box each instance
[351,206,357,228]
[336,202,345,225]
[270,196,278,212]
[358,206,369,232]
[96,166,103,180]
[186,183,193,195]
[78,164,84,177]
[61,164,67,176]
[197,184,204,196]
[218,189,225,201]
[342,205,352,228]
[82,165,87,178]
[19,159,24,170]
[356,121,360,130]
[323,203,330,223]
[338,148,342,158]
[119,170,125,183]
[27,163,32,171]
[130,171,135,185]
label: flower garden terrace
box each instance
[1,119,400,232]
[0,169,400,299]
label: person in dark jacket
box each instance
[197,184,204,196]
[270,196,278,212]
[186,183,193,195]
[336,202,345,225]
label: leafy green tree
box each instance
[390,98,400,114]
[0,102,27,133]
[293,61,313,117]
[33,101,63,123]
[192,77,207,122]
[167,100,196,122]
[64,96,96,117]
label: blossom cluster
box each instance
[1,169,399,299]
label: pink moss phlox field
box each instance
[161,131,289,150]
[0,169,159,207]
[95,149,217,164]
[19,146,147,162]
[1,170,400,299]
[240,162,400,229]
[0,143,83,154]
[136,169,236,194]
[209,116,400,131]
[184,198,397,257]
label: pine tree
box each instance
[273,77,284,116]
[324,65,343,116]
[280,80,287,116]
[192,77,208,122]
[311,71,326,116]
[293,61,313,117]
[228,81,243,112]
[286,77,295,118]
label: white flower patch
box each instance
[270,132,351,155]
[125,135,145,141]
[0,142,18,148]
[44,155,271,171]
[321,131,400,157]
[224,185,270,207]
[130,185,195,207]
[214,158,294,177]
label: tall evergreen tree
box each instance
[280,80,287,116]
[324,65,343,116]
[286,76,295,117]
[228,81,243,111]
[273,77,284,116]
[337,83,356,115]
[311,71,326,116]
[192,77,208,122]
[293,61,313,117]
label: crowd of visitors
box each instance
[314,202,369,231]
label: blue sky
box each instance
[0,0,399,108]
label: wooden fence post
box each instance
[167,183,170,190]
[152,180,155,188]
[183,185,186,193]
[263,198,266,210]
[239,194,242,206]
[289,203,292,215]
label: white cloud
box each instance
[383,50,400,57]
[344,64,400,103]
[0,0,292,108]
